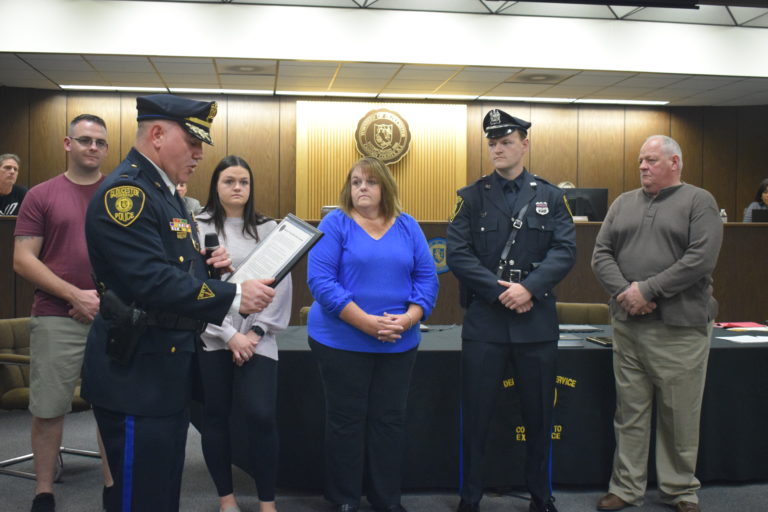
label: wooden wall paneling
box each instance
[66,92,123,175]
[530,104,577,186]
[27,90,67,187]
[711,225,765,322]
[295,101,466,221]
[15,268,35,318]
[736,105,768,218]
[120,93,140,163]
[190,96,228,203]
[279,98,297,218]
[294,101,359,219]
[623,108,670,195]
[577,106,625,203]
[226,96,281,218]
[670,107,704,187]
[554,222,609,304]
[466,103,483,183]
[0,88,30,187]
[0,218,16,318]
[390,104,467,221]
[479,102,531,176]
[702,107,738,217]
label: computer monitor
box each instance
[752,209,768,222]
[563,188,608,221]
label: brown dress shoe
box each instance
[596,493,630,511]
[675,502,700,512]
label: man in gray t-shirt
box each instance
[591,135,723,512]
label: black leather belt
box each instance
[502,268,530,283]
[146,311,203,331]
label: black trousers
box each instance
[94,405,188,512]
[198,349,278,501]
[309,338,417,509]
[460,339,557,507]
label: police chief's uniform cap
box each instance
[483,109,531,139]
[136,94,217,145]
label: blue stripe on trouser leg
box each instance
[547,436,553,497]
[122,416,135,512]
[458,401,464,492]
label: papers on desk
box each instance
[557,338,585,348]
[559,324,601,333]
[717,335,768,344]
[714,321,765,329]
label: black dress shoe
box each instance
[373,505,407,512]
[529,497,558,512]
[337,505,359,512]
[457,499,479,512]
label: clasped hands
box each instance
[229,330,262,366]
[497,281,533,314]
[368,312,412,343]
[617,281,657,316]
[203,245,276,314]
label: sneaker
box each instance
[31,493,55,512]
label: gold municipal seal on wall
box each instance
[355,108,412,164]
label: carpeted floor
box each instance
[0,409,764,511]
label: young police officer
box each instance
[447,109,576,512]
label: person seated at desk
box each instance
[196,155,292,512]
[742,178,768,222]
[307,156,438,512]
[0,153,26,215]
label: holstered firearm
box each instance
[99,289,147,366]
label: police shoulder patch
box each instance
[197,283,215,300]
[449,196,464,222]
[104,185,145,227]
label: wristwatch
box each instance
[250,325,265,337]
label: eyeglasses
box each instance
[71,136,108,149]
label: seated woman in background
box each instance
[743,178,768,222]
[197,155,292,512]
[307,156,439,512]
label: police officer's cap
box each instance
[136,94,217,146]
[483,109,531,139]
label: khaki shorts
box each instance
[29,316,91,418]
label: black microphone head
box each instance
[204,233,220,250]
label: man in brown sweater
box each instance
[591,135,723,512]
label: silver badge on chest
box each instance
[535,201,549,215]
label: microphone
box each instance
[204,233,222,280]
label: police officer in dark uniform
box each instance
[446,109,576,512]
[82,94,275,512]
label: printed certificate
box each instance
[227,213,322,287]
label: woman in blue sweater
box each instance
[307,157,439,512]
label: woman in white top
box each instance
[197,155,292,512]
